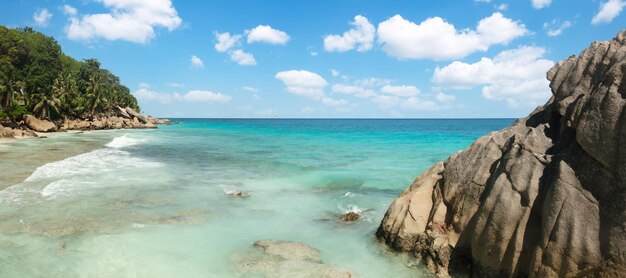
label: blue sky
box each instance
[1,0,625,118]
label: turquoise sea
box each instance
[0,119,512,277]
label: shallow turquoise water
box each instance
[0,119,512,277]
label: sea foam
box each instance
[25,148,159,182]
[105,134,145,149]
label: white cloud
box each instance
[543,19,572,36]
[435,92,455,102]
[402,97,440,111]
[275,70,346,106]
[330,69,340,77]
[34,9,52,27]
[331,78,444,111]
[62,5,77,16]
[433,46,554,106]
[246,25,290,45]
[381,85,420,97]
[324,15,375,52]
[497,4,509,11]
[190,55,204,68]
[242,86,259,93]
[66,0,182,44]
[310,51,319,56]
[275,70,327,99]
[377,12,527,60]
[134,87,231,104]
[332,84,377,98]
[214,32,241,52]
[230,49,256,66]
[475,0,492,2]
[182,90,231,103]
[135,88,173,104]
[592,0,626,24]
[532,0,552,9]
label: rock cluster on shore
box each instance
[0,106,170,139]
[377,31,626,277]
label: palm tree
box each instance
[86,72,108,116]
[53,72,78,117]
[0,79,24,109]
[32,91,61,120]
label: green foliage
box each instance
[0,103,29,121]
[0,25,139,120]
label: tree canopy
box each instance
[0,26,139,120]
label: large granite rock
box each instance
[113,106,131,119]
[0,124,14,138]
[377,31,626,277]
[125,107,147,124]
[24,115,58,132]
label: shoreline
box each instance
[0,130,127,190]
[0,106,171,141]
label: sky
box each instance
[1,0,625,118]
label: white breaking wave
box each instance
[339,204,364,214]
[25,148,160,182]
[0,146,163,201]
[40,179,94,198]
[105,134,146,149]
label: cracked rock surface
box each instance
[377,31,626,277]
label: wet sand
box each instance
[0,131,122,190]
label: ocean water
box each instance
[0,119,512,277]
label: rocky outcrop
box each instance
[24,115,58,132]
[377,31,626,277]
[231,240,352,277]
[113,106,131,118]
[125,107,147,124]
[0,124,14,138]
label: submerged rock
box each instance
[377,31,626,277]
[224,189,250,198]
[231,240,352,278]
[340,212,360,222]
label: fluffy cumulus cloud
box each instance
[543,19,572,36]
[62,5,77,16]
[33,9,52,27]
[66,0,182,44]
[190,55,204,68]
[433,46,555,106]
[531,0,552,9]
[134,86,231,104]
[230,50,256,66]
[377,12,527,60]
[214,32,241,52]
[213,31,256,66]
[592,0,626,24]
[324,15,375,52]
[246,25,290,45]
[275,70,346,106]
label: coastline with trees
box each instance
[0,26,167,139]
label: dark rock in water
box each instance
[340,212,360,222]
[225,190,250,198]
[231,240,352,278]
[377,30,626,277]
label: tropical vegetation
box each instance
[0,26,139,121]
